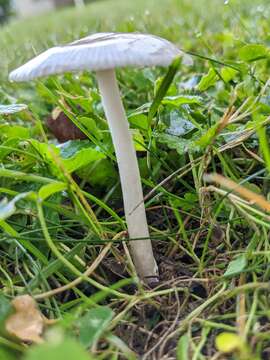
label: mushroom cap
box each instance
[9,32,192,82]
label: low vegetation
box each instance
[0,0,270,359]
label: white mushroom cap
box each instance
[9,32,192,82]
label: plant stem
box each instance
[36,200,131,300]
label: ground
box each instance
[0,0,270,359]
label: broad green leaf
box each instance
[71,97,93,113]
[156,133,199,155]
[224,255,247,277]
[196,123,219,148]
[77,306,114,348]
[132,129,146,151]
[177,333,189,360]
[221,67,238,82]
[36,82,58,104]
[59,140,95,159]
[59,141,106,173]
[38,182,67,201]
[29,140,59,166]
[239,44,268,62]
[0,104,27,115]
[76,159,118,188]
[173,193,198,211]
[0,138,20,161]
[0,125,30,139]
[63,148,105,173]
[162,95,202,107]
[166,111,196,136]
[215,332,243,353]
[30,139,105,175]
[24,338,96,360]
[128,114,148,131]
[197,68,218,91]
[79,117,103,140]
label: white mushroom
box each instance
[9,32,192,284]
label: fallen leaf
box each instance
[47,108,87,142]
[5,295,53,344]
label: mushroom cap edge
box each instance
[9,32,193,82]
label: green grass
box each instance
[1,0,270,359]
[0,0,265,80]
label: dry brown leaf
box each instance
[204,173,270,213]
[5,295,51,344]
[47,107,87,143]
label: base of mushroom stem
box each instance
[143,275,160,288]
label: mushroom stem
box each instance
[96,69,158,283]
